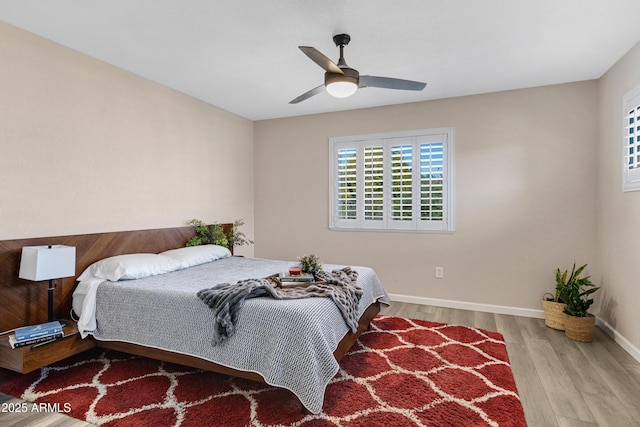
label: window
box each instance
[623,85,640,192]
[330,128,454,232]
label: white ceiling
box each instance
[1,1,640,121]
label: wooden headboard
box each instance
[0,225,231,331]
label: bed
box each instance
[71,242,390,414]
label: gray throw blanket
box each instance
[197,267,363,345]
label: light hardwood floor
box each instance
[1,302,639,426]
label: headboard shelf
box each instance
[0,225,233,331]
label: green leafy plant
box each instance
[227,219,253,249]
[185,219,228,248]
[298,254,322,275]
[557,263,600,317]
[551,262,585,303]
[185,218,253,250]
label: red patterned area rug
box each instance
[1,316,526,426]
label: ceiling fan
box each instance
[289,34,426,104]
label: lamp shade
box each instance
[19,245,76,281]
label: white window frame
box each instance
[623,85,640,192]
[329,128,455,232]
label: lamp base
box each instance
[47,279,55,322]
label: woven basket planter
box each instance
[564,313,596,342]
[543,299,566,330]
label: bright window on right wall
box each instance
[623,84,640,192]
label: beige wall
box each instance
[597,42,640,353]
[0,21,255,256]
[255,82,598,311]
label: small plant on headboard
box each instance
[185,219,228,247]
[185,218,253,250]
[227,219,253,249]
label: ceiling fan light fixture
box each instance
[326,80,358,98]
[324,69,359,98]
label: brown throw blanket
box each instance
[197,267,363,344]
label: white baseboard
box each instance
[595,317,640,362]
[388,293,545,319]
[388,293,640,363]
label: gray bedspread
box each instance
[90,256,390,414]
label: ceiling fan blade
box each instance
[359,75,426,91]
[299,46,344,75]
[289,84,325,104]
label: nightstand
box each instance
[0,320,95,374]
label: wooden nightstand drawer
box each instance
[0,320,95,374]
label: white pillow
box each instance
[160,244,231,268]
[77,253,183,282]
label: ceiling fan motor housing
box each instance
[325,67,359,87]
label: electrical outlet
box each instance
[435,267,444,279]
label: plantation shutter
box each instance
[417,134,449,231]
[363,144,385,223]
[624,85,640,191]
[420,141,445,222]
[335,146,357,225]
[388,139,415,230]
[390,144,413,220]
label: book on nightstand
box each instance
[8,332,64,349]
[15,321,63,341]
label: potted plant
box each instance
[542,266,573,330]
[561,263,600,342]
[298,254,322,276]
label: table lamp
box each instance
[19,245,76,322]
